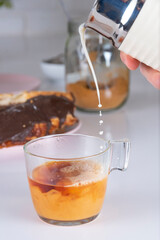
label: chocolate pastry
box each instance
[0,91,79,148]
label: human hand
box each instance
[120,52,160,89]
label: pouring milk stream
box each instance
[79,0,160,137]
[79,24,104,136]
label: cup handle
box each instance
[109,139,130,173]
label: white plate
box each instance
[0,74,40,94]
[0,122,81,161]
[0,145,24,162]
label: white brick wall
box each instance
[0,0,94,36]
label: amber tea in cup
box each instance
[24,134,130,226]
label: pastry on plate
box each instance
[0,91,79,148]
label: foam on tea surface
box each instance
[31,160,105,187]
[59,161,104,186]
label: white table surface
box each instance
[0,35,159,240]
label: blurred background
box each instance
[0,0,97,92]
[0,0,94,36]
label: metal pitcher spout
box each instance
[85,0,146,48]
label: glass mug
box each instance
[24,134,130,226]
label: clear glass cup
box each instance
[24,134,130,226]
[65,19,130,111]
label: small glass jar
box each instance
[65,19,129,111]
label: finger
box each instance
[120,52,140,70]
[140,63,160,89]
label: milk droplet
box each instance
[99,111,102,117]
[99,120,103,125]
[98,104,102,108]
[99,131,104,135]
